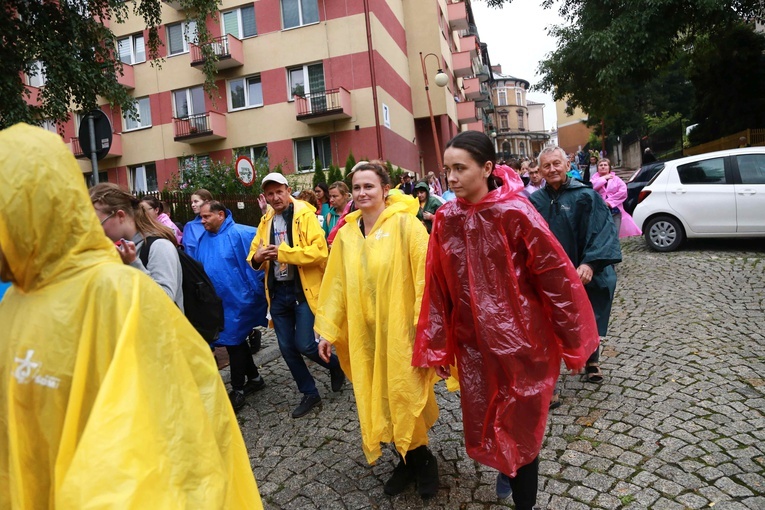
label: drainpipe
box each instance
[363,0,384,159]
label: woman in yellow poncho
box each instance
[0,124,262,509]
[315,161,440,498]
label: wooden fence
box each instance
[683,128,765,156]
[139,191,263,227]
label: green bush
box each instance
[312,159,327,188]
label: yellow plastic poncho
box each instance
[0,124,262,510]
[314,193,438,464]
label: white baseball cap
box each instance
[262,172,289,187]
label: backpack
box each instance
[139,236,224,344]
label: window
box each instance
[123,97,152,131]
[281,0,319,29]
[222,5,257,38]
[288,63,324,100]
[41,119,57,133]
[497,89,507,106]
[294,135,331,172]
[519,142,526,157]
[736,155,765,184]
[517,111,525,130]
[129,163,158,192]
[173,86,205,118]
[235,145,269,166]
[117,33,146,64]
[228,75,263,110]
[499,113,508,130]
[516,90,522,105]
[27,61,46,87]
[167,21,198,55]
[677,157,727,184]
[180,155,212,177]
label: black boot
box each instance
[408,446,439,499]
[383,453,413,495]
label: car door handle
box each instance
[737,189,756,196]
[671,188,686,194]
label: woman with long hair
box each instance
[413,131,599,509]
[323,181,350,238]
[313,182,331,219]
[315,161,440,498]
[591,158,642,238]
[90,183,183,310]
[140,195,183,244]
[182,188,213,259]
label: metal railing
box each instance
[190,35,233,65]
[173,113,212,137]
[295,88,344,116]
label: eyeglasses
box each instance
[100,212,115,225]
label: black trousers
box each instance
[509,456,539,510]
[226,343,259,391]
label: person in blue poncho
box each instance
[182,188,213,259]
[0,281,10,301]
[196,201,269,412]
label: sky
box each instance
[471,0,567,132]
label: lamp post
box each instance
[420,52,448,177]
[491,130,498,153]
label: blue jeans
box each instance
[270,283,339,396]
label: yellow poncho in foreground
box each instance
[314,193,438,463]
[0,124,262,509]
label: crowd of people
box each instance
[1,123,643,509]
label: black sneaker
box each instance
[291,394,321,418]
[228,390,246,412]
[243,375,265,396]
[330,366,345,392]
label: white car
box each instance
[632,147,765,251]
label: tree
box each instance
[327,164,343,185]
[312,160,326,188]
[482,0,764,140]
[1,0,221,130]
[343,151,356,180]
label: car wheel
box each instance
[644,215,685,252]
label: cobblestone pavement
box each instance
[230,237,765,509]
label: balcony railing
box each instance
[456,101,478,124]
[295,88,353,124]
[447,2,469,32]
[117,62,134,89]
[71,133,123,159]
[190,35,244,70]
[173,112,227,142]
[452,51,472,78]
[162,0,183,10]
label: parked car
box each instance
[632,147,765,251]
[624,161,665,215]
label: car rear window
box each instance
[736,154,765,184]
[677,157,727,184]
[635,163,664,183]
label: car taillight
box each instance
[637,190,652,204]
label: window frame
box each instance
[294,135,331,173]
[227,75,263,111]
[129,163,158,193]
[166,20,198,56]
[221,4,257,39]
[281,0,320,30]
[735,154,765,185]
[117,33,146,65]
[172,85,206,119]
[287,62,324,102]
[517,110,525,130]
[123,96,153,132]
[677,157,728,185]
[26,60,46,87]
[497,89,507,106]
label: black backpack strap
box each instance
[138,236,161,268]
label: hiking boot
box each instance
[330,366,345,392]
[243,375,265,396]
[408,446,439,499]
[383,454,413,496]
[292,394,321,418]
[228,390,246,412]
[496,472,512,499]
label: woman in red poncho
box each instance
[412,131,600,509]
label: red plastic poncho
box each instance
[412,165,600,477]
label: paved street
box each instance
[231,236,765,509]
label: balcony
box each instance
[452,51,472,78]
[117,63,134,89]
[447,2,469,32]
[23,85,42,107]
[465,120,484,133]
[173,112,227,142]
[162,0,183,10]
[71,133,123,159]
[295,88,353,124]
[456,101,477,124]
[190,35,243,71]
[462,77,489,101]
[476,65,490,83]
[459,34,478,58]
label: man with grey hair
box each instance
[530,146,622,389]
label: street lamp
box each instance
[420,52,448,176]
[491,130,498,153]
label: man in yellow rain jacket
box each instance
[247,173,345,419]
[0,124,262,510]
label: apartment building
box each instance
[486,65,548,160]
[555,99,592,155]
[23,0,493,192]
